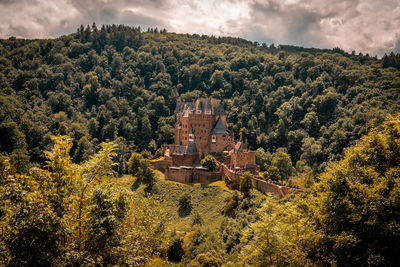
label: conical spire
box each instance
[211,118,228,134]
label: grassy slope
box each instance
[122,170,233,233]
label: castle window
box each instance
[185,137,187,140]
[212,135,216,143]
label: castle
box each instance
[150,97,302,198]
[169,98,255,169]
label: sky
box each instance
[1,0,400,56]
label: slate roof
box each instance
[211,118,228,134]
[186,140,198,155]
[172,145,186,154]
[215,104,225,115]
[175,102,194,113]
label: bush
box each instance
[239,172,253,197]
[178,192,192,216]
[167,237,184,262]
[127,152,144,175]
[192,211,203,226]
[200,155,219,171]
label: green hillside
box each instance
[131,170,233,232]
[1,25,400,266]
[1,25,399,178]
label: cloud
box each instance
[0,0,399,56]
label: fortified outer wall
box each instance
[154,159,303,198]
[165,167,222,183]
[252,178,287,198]
[150,158,172,172]
[219,162,302,198]
[171,153,198,166]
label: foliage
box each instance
[222,191,240,217]
[167,237,184,262]
[0,136,167,266]
[127,152,144,175]
[128,152,156,192]
[232,115,400,266]
[1,25,399,177]
[1,25,400,266]
[200,155,219,171]
[239,197,314,266]
[303,114,400,266]
[239,172,253,197]
[179,192,192,216]
[192,211,204,226]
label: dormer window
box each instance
[212,134,216,143]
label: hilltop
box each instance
[1,24,399,179]
[0,25,400,266]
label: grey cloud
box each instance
[0,0,399,56]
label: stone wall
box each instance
[210,133,234,153]
[219,162,301,198]
[165,168,193,183]
[172,154,198,166]
[150,158,172,172]
[165,167,222,183]
[252,177,301,198]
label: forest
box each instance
[0,24,400,266]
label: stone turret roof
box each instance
[215,104,225,115]
[186,140,198,155]
[211,118,228,134]
[172,145,186,155]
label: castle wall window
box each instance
[212,135,216,143]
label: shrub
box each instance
[200,155,219,171]
[239,172,253,197]
[178,192,192,216]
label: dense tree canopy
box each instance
[1,24,400,266]
[0,24,399,177]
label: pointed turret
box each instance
[186,139,198,155]
[211,118,228,135]
[215,104,225,115]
